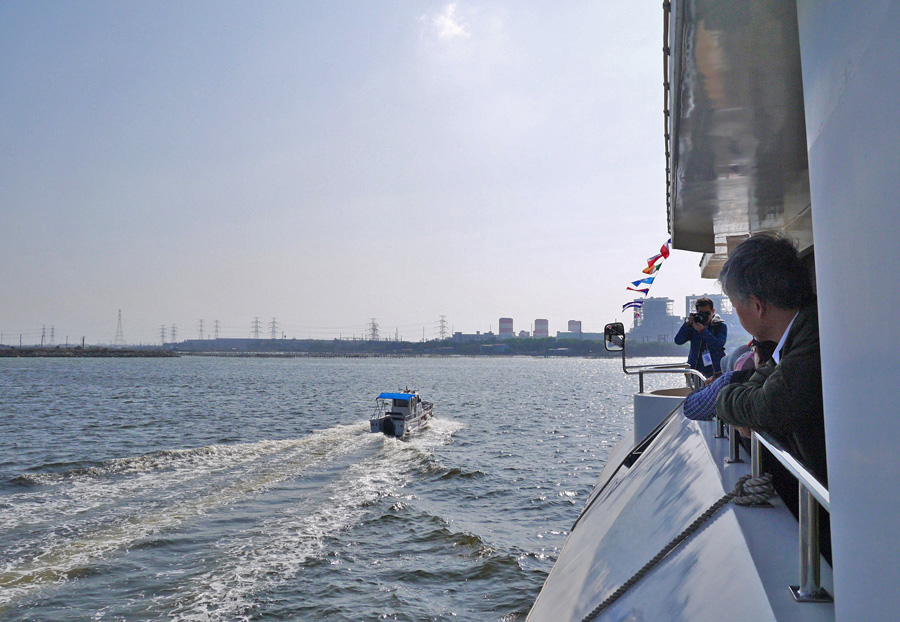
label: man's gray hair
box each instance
[718,233,813,308]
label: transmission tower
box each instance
[113,310,125,346]
[160,325,167,345]
[368,318,380,341]
[269,317,279,339]
[170,324,177,343]
[41,325,46,347]
[251,317,262,339]
[198,319,205,340]
[49,325,55,346]
[213,320,220,339]
[439,315,448,340]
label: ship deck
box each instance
[529,409,834,621]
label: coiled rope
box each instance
[579,472,775,622]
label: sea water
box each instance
[0,355,681,621]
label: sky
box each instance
[0,1,718,345]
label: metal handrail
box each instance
[607,325,707,392]
[744,428,832,602]
[635,366,706,393]
[753,432,830,511]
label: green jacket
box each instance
[716,301,827,483]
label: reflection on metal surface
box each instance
[666,0,813,272]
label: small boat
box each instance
[369,390,434,439]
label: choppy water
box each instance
[0,355,681,621]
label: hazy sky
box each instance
[1,1,717,345]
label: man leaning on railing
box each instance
[713,233,830,566]
[713,233,827,486]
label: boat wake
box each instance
[162,418,466,621]
[0,419,466,618]
[0,423,374,607]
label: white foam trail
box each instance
[0,423,374,608]
[2,433,355,532]
[163,419,465,621]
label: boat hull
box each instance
[370,404,434,439]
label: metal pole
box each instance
[751,435,762,478]
[726,423,743,463]
[791,484,832,602]
[715,417,726,439]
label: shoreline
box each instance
[0,347,178,358]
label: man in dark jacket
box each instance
[674,297,728,377]
[714,233,827,484]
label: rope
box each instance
[579,473,775,622]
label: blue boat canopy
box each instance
[377,392,414,401]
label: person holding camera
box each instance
[674,297,728,378]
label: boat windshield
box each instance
[392,399,409,407]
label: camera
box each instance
[689,310,711,324]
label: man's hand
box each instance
[692,322,706,332]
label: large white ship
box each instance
[528,1,900,620]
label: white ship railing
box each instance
[632,366,706,393]
[726,421,832,602]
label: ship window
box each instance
[392,399,409,407]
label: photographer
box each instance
[674,297,728,378]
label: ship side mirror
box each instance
[604,322,625,351]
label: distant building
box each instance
[453,331,495,344]
[534,318,549,338]
[567,320,582,334]
[518,330,530,338]
[628,297,684,343]
[499,318,514,339]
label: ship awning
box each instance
[376,393,413,401]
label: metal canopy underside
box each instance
[667,0,813,277]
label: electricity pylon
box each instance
[113,310,125,346]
